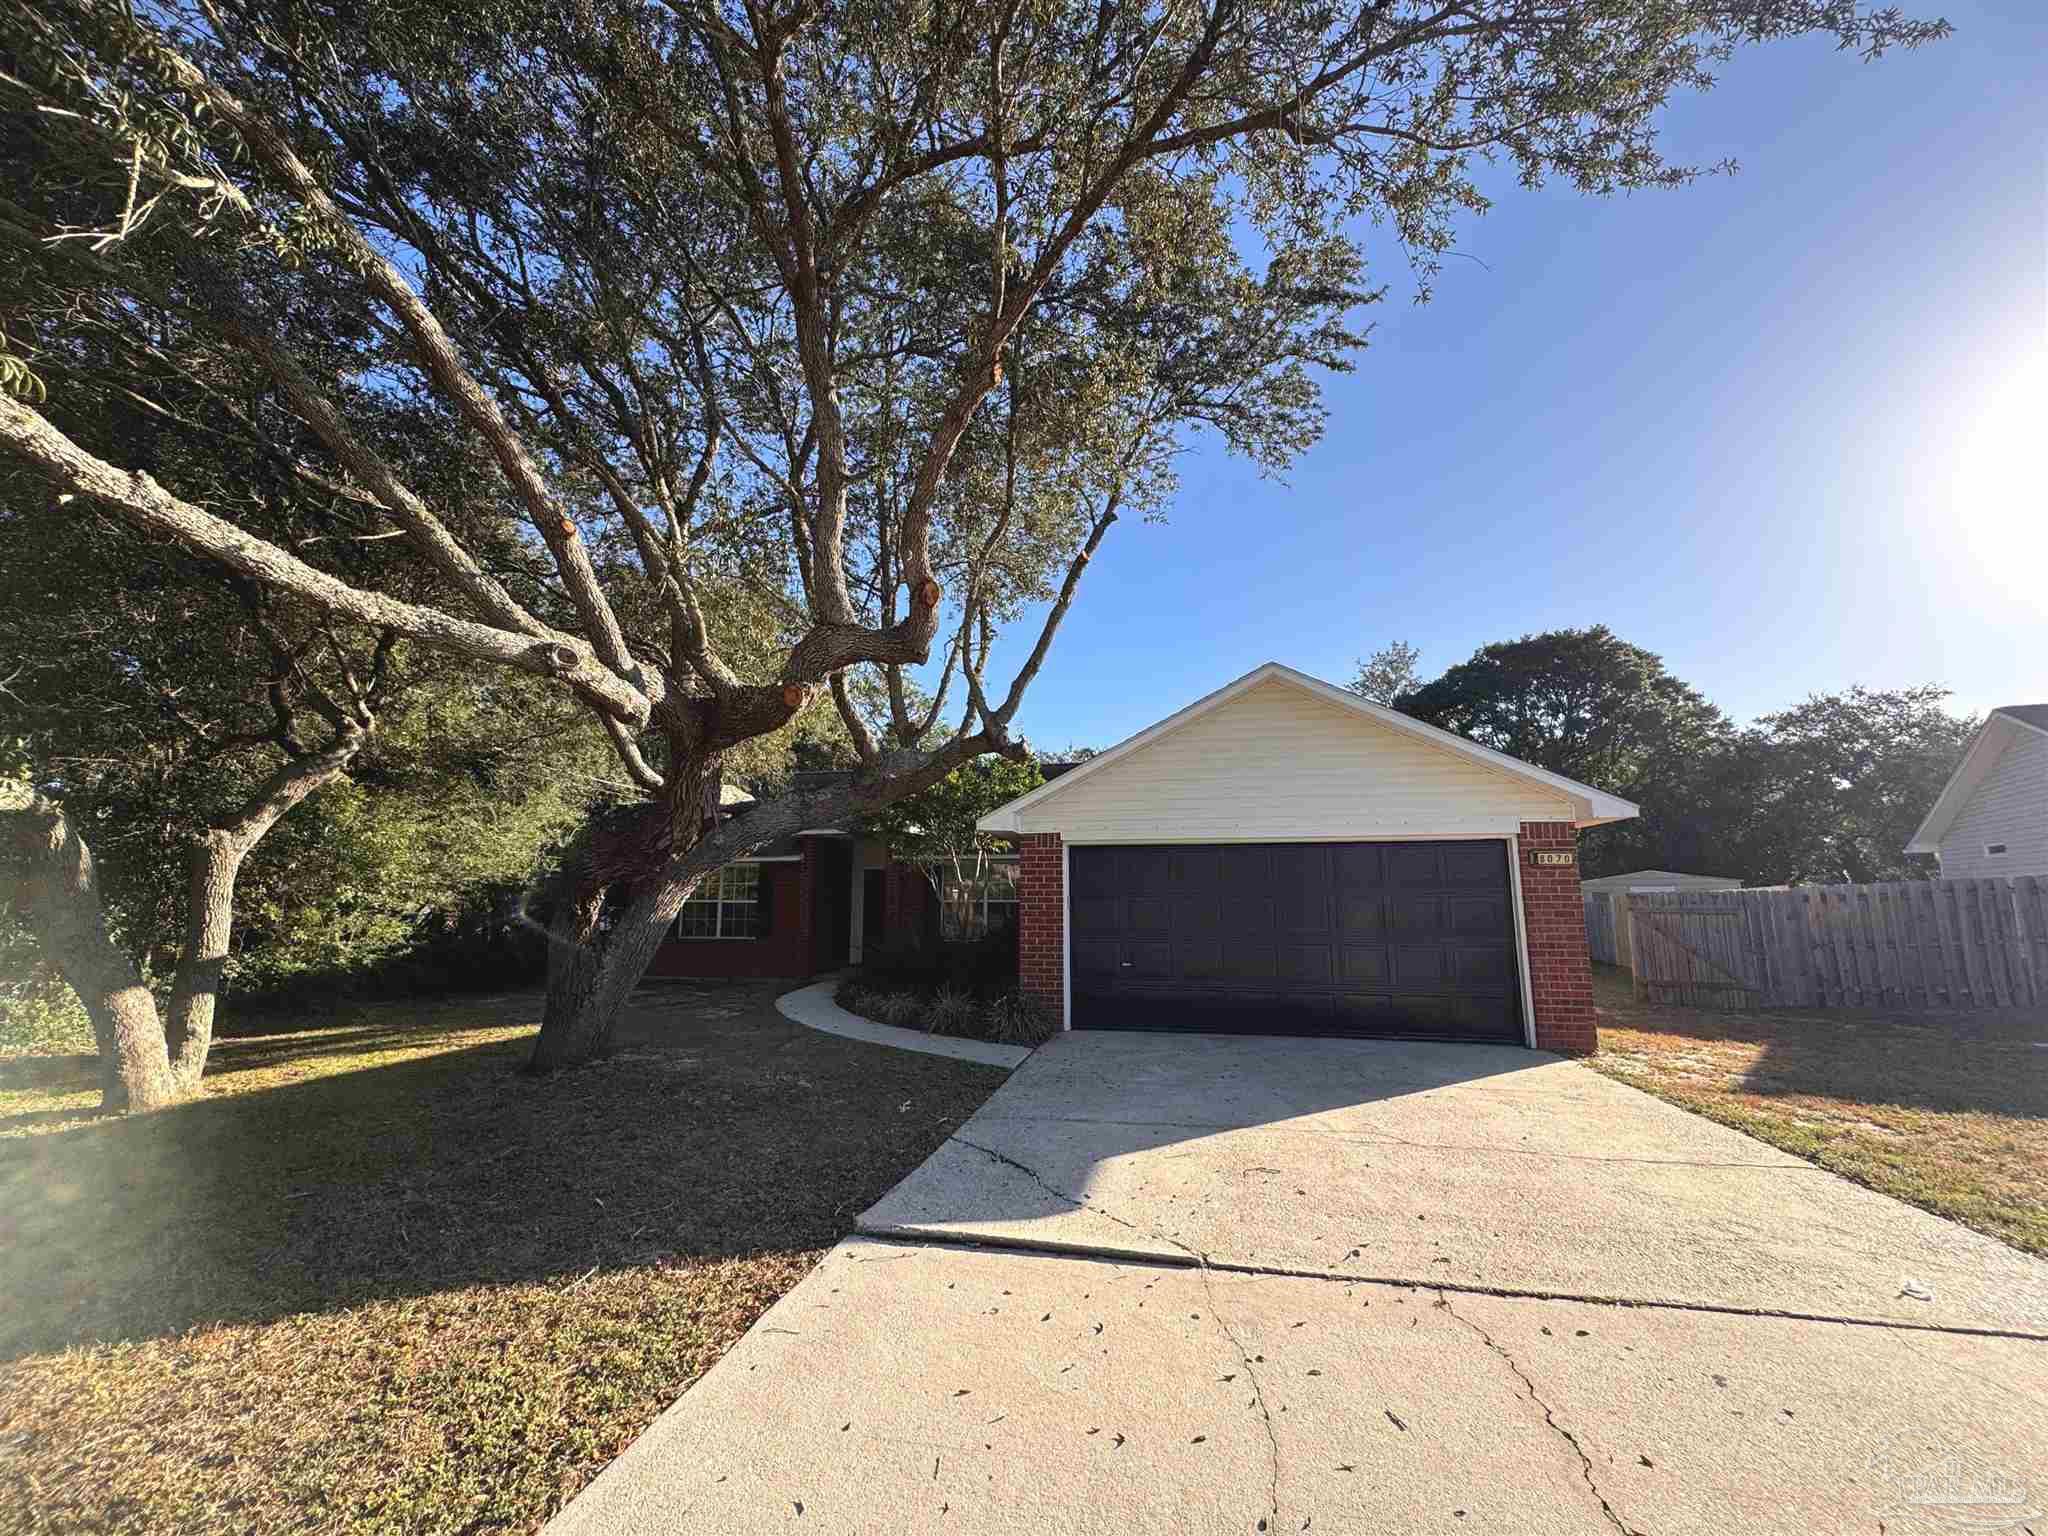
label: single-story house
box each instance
[978,662,1635,1054]
[651,662,1634,1054]
[1905,704,2048,879]
[1579,868,1742,969]
[645,768,1080,984]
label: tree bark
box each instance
[2,787,178,1111]
[162,732,364,1092]
[530,752,725,1070]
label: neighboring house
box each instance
[977,662,1636,1055]
[646,769,1076,983]
[1905,704,2048,880]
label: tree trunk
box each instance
[2,788,179,1111]
[162,734,361,1093]
[529,752,719,1070]
[161,831,250,1093]
[530,866,707,1070]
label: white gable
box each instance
[993,673,1587,841]
[1935,726,2048,878]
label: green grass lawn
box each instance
[0,983,1006,1534]
[1588,965,2048,1257]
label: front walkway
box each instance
[549,1031,2048,1535]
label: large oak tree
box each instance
[0,0,1945,1075]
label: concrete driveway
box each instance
[551,1032,2048,1536]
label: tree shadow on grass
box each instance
[1591,965,2048,1119]
[0,983,1007,1361]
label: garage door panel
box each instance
[1071,839,1522,1043]
[1222,896,1276,933]
[1449,894,1509,935]
[1073,895,1119,935]
[1337,893,1388,934]
[1385,845,1444,887]
[1128,896,1172,935]
[1073,938,1120,980]
[1331,844,1383,888]
[1452,944,1513,985]
[1277,943,1334,983]
[1220,940,1277,980]
[1339,943,1390,984]
[1389,895,1446,936]
[1175,938,1225,978]
[1391,944,1450,985]
[1071,850,1120,899]
[1123,940,1172,977]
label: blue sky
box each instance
[984,0,2045,753]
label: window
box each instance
[676,863,763,939]
[936,860,1019,942]
[1986,843,2008,857]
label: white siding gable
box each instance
[1939,726,2048,879]
[1011,678,1574,841]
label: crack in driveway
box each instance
[1435,1290,1647,1536]
[947,1135,1283,1525]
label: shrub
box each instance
[986,990,1060,1046]
[876,990,929,1029]
[924,985,979,1037]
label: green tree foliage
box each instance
[1351,641,1423,705]
[1702,686,1976,885]
[1395,626,1730,875]
[1387,629,1974,884]
[860,758,1046,877]
[0,0,1949,1068]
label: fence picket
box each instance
[1594,877,2042,1016]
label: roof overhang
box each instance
[1905,710,2048,854]
[979,661,1640,834]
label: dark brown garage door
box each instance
[1069,841,1524,1042]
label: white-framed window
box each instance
[1986,843,2008,857]
[675,863,763,939]
[935,860,1019,942]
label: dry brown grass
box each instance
[1587,965,2048,1256]
[0,983,1006,1533]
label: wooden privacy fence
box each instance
[1623,878,2048,1011]
[1583,891,1622,966]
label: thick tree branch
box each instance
[0,394,654,724]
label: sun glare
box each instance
[1943,350,2048,603]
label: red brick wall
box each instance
[1519,821,1597,1055]
[645,862,807,980]
[1017,833,1064,1021]
[797,838,819,967]
[878,861,933,955]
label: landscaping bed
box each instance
[833,975,1057,1047]
[0,982,1006,1533]
[1588,965,2048,1256]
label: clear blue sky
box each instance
[979,0,2046,753]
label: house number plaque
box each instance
[1530,850,1575,867]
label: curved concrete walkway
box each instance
[776,978,1032,1069]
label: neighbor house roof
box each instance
[978,661,1639,833]
[1905,705,2048,855]
[1578,869,1741,891]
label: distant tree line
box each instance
[1353,628,1974,885]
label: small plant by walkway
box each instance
[0,982,1004,1534]
[835,977,1057,1047]
[1587,965,2048,1257]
